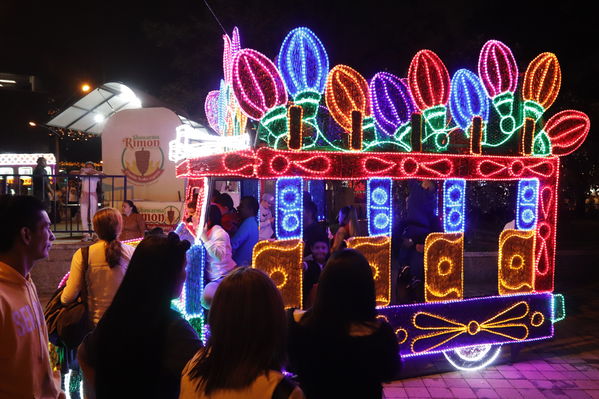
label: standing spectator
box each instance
[212,193,240,236]
[78,233,202,398]
[258,193,275,240]
[32,156,53,209]
[119,200,147,241]
[67,179,79,219]
[287,249,399,398]
[61,207,135,325]
[330,205,358,253]
[180,267,303,399]
[71,162,103,241]
[0,195,62,398]
[230,196,259,267]
[302,200,329,256]
[198,205,236,309]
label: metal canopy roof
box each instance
[46,82,204,134]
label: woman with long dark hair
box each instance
[180,267,304,398]
[79,233,202,398]
[119,199,146,241]
[287,249,399,398]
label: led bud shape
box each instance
[325,64,371,132]
[278,27,329,98]
[544,110,590,156]
[449,69,489,132]
[370,72,416,136]
[408,50,450,110]
[523,52,561,120]
[232,48,288,121]
[204,90,220,133]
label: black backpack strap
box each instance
[272,376,297,399]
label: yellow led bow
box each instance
[410,301,531,354]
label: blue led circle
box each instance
[521,209,535,225]
[373,213,390,230]
[448,185,462,204]
[447,209,462,227]
[282,213,300,232]
[522,186,535,203]
[280,187,300,209]
[371,187,388,206]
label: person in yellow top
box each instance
[119,200,146,241]
[179,267,304,399]
[0,195,64,398]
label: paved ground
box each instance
[383,278,599,398]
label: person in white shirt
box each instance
[199,205,236,309]
[71,162,103,241]
[259,193,275,240]
[61,207,135,325]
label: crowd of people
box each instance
[0,185,436,398]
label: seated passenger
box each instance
[302,234,329,309]
[198,205,236,309]
[212,193,240,237]
[230,196,259,267]
[78,233,202,399]
[287,249,399,398]
[330,206,358,253]
[180,267,304,398]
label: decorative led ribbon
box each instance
[325,64,374,150]
[369,72,415,151]
[448,69,489,154]
[411,301,530,354]
[408,50,451,152]
[478,40,521,145]
[232,48,288,147]
[522,53,561,155]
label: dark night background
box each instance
[1,0,597,163]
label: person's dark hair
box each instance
[36,157,45,165]
[302,249,376,336]
[92,208,123,268]
[207,204,222,228]
[94,232,191,396]
[144,227,165,237]
[123,199,139,214]
[240,196,259,216]
[188,267,286,394]
[213,193,234,211]
[304,200,318,222]
[0,195,45,252]
[307,232,329,250]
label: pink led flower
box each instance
[408,50,450,111]
[223,27,242,84]
[204,90,220,133]
[232,48,288,121]
[478,40,519,98]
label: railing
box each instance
[0,174,128,236]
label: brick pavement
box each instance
[383,279,599,398]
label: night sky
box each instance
[1,0,597,160]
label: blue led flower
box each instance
[370,72,416,136]
[277,27,329,98]
[449,69,490,131]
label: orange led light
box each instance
[325,64,371,133]
[423,233,464,302]
[346,236,391,306]
[523,52,561,110]
[252,239,303,308]
[498,229,535,295]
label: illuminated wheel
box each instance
[443,344,502,371]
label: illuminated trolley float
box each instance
[170,27,590,371]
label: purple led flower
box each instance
[370,72,416,136]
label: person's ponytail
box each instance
[93,208,124,268]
